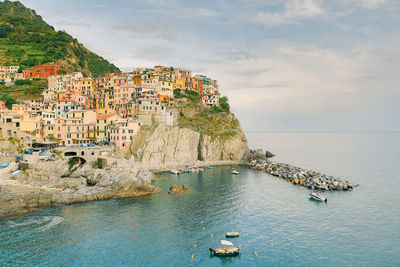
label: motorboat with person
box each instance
[309,192,327,202]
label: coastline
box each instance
[0,158,242,217]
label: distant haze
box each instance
[18,0,400,132]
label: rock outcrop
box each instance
[168,184,191,195]
[130,124,247,168]
[0,158,160,216]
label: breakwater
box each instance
[250,159,355,191]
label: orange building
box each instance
[183,77,203,93]
[23,63,67,79]
[0,100,7,110]
[134,75,141,85]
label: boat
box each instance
[226,232,240,237]
[11,170,21,176]
[170,169,180,175]
[231,169,239,175]
[309,192,327,202]
[209,246,241,257]
[0,162,10,168]
[206,166,214,169]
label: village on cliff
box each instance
[0,63,221,148]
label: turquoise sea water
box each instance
[1,132,399,266]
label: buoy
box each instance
[203,226,205,231]
[135,224,138,228]
[192,254,194,259]
[273,228,276,232]
[9,200,13,205]
[211,234,213,238]
[194,244,196,248]
[254,252,258,255]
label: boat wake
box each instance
[7,216,64,232]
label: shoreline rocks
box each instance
[249,159,355,191]
[0,158,160,217]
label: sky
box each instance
[17,0,400,132]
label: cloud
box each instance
[255,0,326,26]
[357,0,387,8]
[205,42,400,131]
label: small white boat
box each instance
[309,192,327,202]
[231,169,239,175]
[226,232,239,237]
[11,170,21,176]
[170,169,180,175]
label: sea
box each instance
[0,132,399,266]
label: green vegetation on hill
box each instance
[0,78,46,103]
[0,0,120,77]
[176,92,239,140]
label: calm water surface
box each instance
[1,132,399,266]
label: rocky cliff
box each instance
[130,124,248,168]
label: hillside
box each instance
[0,0,120,77]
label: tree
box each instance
[219,96,230,112]
[30,32,42,43]
[15,79,32,85]
[0,94,17,109]
[0,24,12,38]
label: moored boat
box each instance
[206,166,214,169]
[209,246,241,257]
[0,162,10,168]
[309,192,327,202]
[231,168,239,175]
[11,170,21,176]
[170,169,180,175]
[226,232,240,237]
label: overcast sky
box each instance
[18,0,400,132]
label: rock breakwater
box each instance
[250,159,355,191]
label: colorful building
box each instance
[23,63,67,79]
[107,119,140,148]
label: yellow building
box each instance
[95,114,120,141]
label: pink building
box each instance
[54,110,96,146]
[107,119,140,148]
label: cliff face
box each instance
[130,124,248,168]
